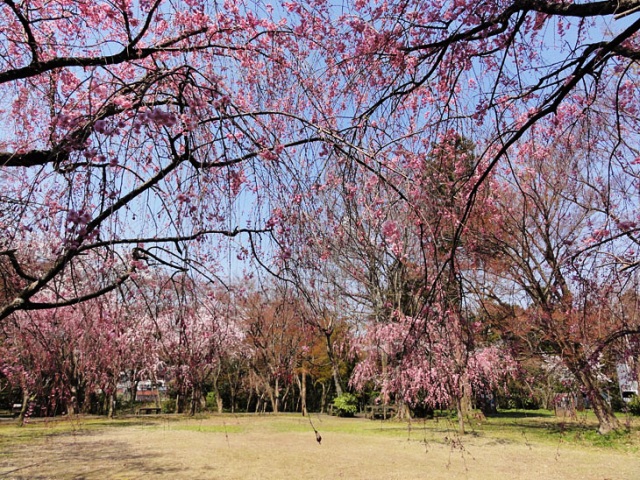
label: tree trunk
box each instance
[267,382,277,413]
[281,383,291,412]
[320,382,327,413]
[255,391,264,413]
[456,376,472,434]
[215,388,224,413]
[130,378,139,413]
[189,390,196,416]
[81,388,92,415]
[17,389,31,426]
[397,401,411,420]
[189,385,203,416]
[228,372,237,413]
[107,392,115,418]
[245,388,253,413]
[590,391,620,434]
[300,371,307,416]
[324,330,343,397]
[455,396,466,435]
[68,384,78,416]
[211,364,224,413]
[574,367,620,434]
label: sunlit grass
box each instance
[453,409,640,451]
[1,409,639,452]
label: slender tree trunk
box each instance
[107,392,115,418]
[215,388,224,413]
[320,382,327,413]
[267,382,277,413]
[152,375,161,409]
[255,390,264,413]
[281,384,291,412]
[228,371,237,413]
[455,375,472,434]
[455,396,466,435]
[68,384,78,416]
[17,389,30,426]
[81,388,92,414]
[245,388,253,413]
[212,364,224,413]
[130,378,139,413]
[381,350,388,403]
[189,391,196,416]
[324,330,343,397]
[189,385,203,416]
[299,371,307,416]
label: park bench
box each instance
[137,407,162,415]
[365,404,397,420]
[11,404,22,417]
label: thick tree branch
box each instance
[0,149,69,167]
[517,0,640,17]
[0,27,208,84]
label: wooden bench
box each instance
[365,404,397,420]
[137,407,161,415]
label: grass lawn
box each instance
[0,410,638,479]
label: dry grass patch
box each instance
[0,412,638,479]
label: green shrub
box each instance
[162,398,176,414]
[206,392,217,411]
[627,395,640,416]
[115,397,134,413]
[332,393,358,417]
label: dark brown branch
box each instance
[0,154,184,322]
[0,149,69,167]
[76,227,271,253]
[4,0,39,63]
[130,0,164,46]
[404,0,640,57]
[516,0,640,17]
[610,44,640,60]
[0,26,208,84]
[188,136,325,169]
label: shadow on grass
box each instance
[489,410,555,419]
[0,435,185,479]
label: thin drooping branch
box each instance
[21,268,135,311]
[449,14,640,287]
[0,249,37,282]
[4,0,40,64]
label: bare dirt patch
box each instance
[0,414,638,479]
